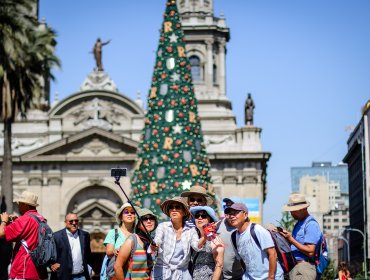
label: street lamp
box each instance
[346,228,367,277]
[338,236,350,265]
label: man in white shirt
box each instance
[51,213,93,280]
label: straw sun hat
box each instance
[160,197,191,220]
[180,185,214,205]
[282,193,310,212]
[14,191,39,207]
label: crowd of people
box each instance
[0,188,329,280]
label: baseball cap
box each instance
[224,203,248,214]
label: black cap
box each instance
[223,198,234,204]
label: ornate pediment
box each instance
[70,97,127,131]
[20,127,138,161]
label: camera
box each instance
[111,168,127,177]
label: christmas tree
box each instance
[130,0,214,219]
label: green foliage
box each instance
[0,0,60,213]
[0,0,60,120]
[321,260,337,280]
[130,0,212,219]
[279,211,295,231]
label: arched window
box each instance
[189,55,201,82]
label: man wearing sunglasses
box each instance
[51,213,93,280]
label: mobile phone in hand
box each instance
[277,226,284,232]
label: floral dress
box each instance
[192,240,215,280]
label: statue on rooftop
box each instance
[245,93,255,126]
[93,38,111,71]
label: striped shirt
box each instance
[124,239,150,280]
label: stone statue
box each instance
[245,93,255,126]
[93,38,111,71]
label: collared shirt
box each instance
[4,210,48,279]
[152,221,199,279]
[65,229,84,274]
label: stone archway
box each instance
[66,185,122,234]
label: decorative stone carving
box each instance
[204,135,232,147]
[91,209,103,219]
[80,71,118,92]
[71,98,125,130]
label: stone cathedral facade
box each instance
[0,0,270,254]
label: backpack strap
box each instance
[231,230,246,272]
[129,234,137,259]
[114,228,119,244]
[28,213,42,224]
[250,223,261,250]
[22,214,42,253]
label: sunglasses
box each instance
[189,197,205,203]
[226,210,243,216]
[141,215,156,222]
[194,214,209,219]
[169,204,183,210]
[123,210,135,215]
[68,219,79,224]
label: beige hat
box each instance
[14,191,39,207]
[160,197,191,220]
[180,185,214,205]
[115,202,140,224]
[282,193,310,212]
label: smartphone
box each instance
[277,226,284,232]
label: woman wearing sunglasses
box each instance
[152,197,207,280]
[114,208,158,280]
[101,203,137,280]
[189,206,224,280]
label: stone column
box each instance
[206,39,214,94]
[218,38,226,97]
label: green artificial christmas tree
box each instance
[130,0,214,219]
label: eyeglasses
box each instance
[189,197,205,203]
[141,215,156,222]
[123,210,135,215]
[68,219,79,224]
[194,214,209,219]
[168,204,183,210]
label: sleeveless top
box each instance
[124,236,150,280]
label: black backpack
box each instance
[231,223,296,274]
[25,214,57,267]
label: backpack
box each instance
[23,214,57,267]
[302,216,329,277]
[313,234,329,277]
[231,223,296,274]
[100,229,119,280]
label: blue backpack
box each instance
[314,234,329,277]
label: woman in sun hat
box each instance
[152,197,207,280]
[189,206,224,280]
[114,208,158,280]
[101,202,138,280]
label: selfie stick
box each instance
[113,174,156,246]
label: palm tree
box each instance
[0,0,60,212]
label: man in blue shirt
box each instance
[280,193,321,280]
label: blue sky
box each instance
[39,0,370,224]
